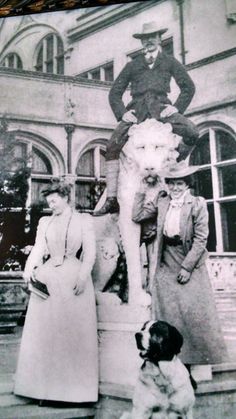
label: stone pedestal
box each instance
[97,302,151,386]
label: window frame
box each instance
[78,61,114,82]
[190,123,236,255]
[75,142,107,211]
[35,33,64,75]
[1,52,23,69]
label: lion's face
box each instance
[123,119,180,182]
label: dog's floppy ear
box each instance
[168,324,183,355]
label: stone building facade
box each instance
[0,0,236,287]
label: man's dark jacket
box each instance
[109,52,195,123]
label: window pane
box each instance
[76,150,94,176]
[46,61,53,73]
[104,64,114,82]
[36,46,43,72]
[57,38,64,56]
[216,130,236,162]
[32,148,52,174]
[218,164,236,197]
[221,201,236,251]
[79,73,89,79]
[207,203,216,252]
[8,54,14,68]
[190,133,211,165]
[100,149,106,177]
[75,182,93,210]
[194,169,213,199]
[90,69,100,80]
[31,179,50,206]
[46,35,54,60]
[75,181,106,210]
[17,55,23,70]
[57,56,64,75]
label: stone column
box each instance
[64,124,76,206]
[64,123,75,174]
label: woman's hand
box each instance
[177,268,191,284]
[73,274,88,296]
[23,268,37,284]
[23,272,31,284]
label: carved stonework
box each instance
[0,281,28,305]
[206,256,236,291]
[0,275,29,327]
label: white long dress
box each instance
[14,208,98,402]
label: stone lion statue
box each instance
[93,119,180,306]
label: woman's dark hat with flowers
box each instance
[133,21,168,39]
[41,178,72,197]
[159,160,200,179]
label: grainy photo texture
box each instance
[0,1,236,418]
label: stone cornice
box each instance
[67,0,160,43]
[186,47,236,70]
[0,66,112,89]
[186,97,236,118]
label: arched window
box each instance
[30,146,53,205]
[35,34,64,75]
[7,141,53,206]
[190,125,236,252]
[1,53,23,70]
[75,143,106,210]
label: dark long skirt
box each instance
[152,244,228,364]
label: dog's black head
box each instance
[135,320,183,364]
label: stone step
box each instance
[0,393,32,407]
[0,322,17,334]
[212,363,236,383]
[0,306,25,323]
[0,404,96,418]
[0,373,13,394]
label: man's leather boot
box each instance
[93,160,120,216]
[93,196,119,216]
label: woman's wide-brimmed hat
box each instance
[159,161,200,179]
[41,178,72,198]
[133,21,168,39]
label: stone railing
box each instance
[206,256,236,291]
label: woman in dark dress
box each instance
[132,161,227,369]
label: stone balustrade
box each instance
[206,256,236,291]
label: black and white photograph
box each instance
[0,0,236,418]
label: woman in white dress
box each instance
[14,180,98,403]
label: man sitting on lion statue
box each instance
[93,21,198,217]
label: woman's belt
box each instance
[163,235,183,246]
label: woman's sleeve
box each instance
[181,197,209,273]
[24,217,48,277]
[80,214,96,277]
[132,192,158,223]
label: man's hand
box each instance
[177,268,191,285]
[122,110,137,123]
[160,105,178,118]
